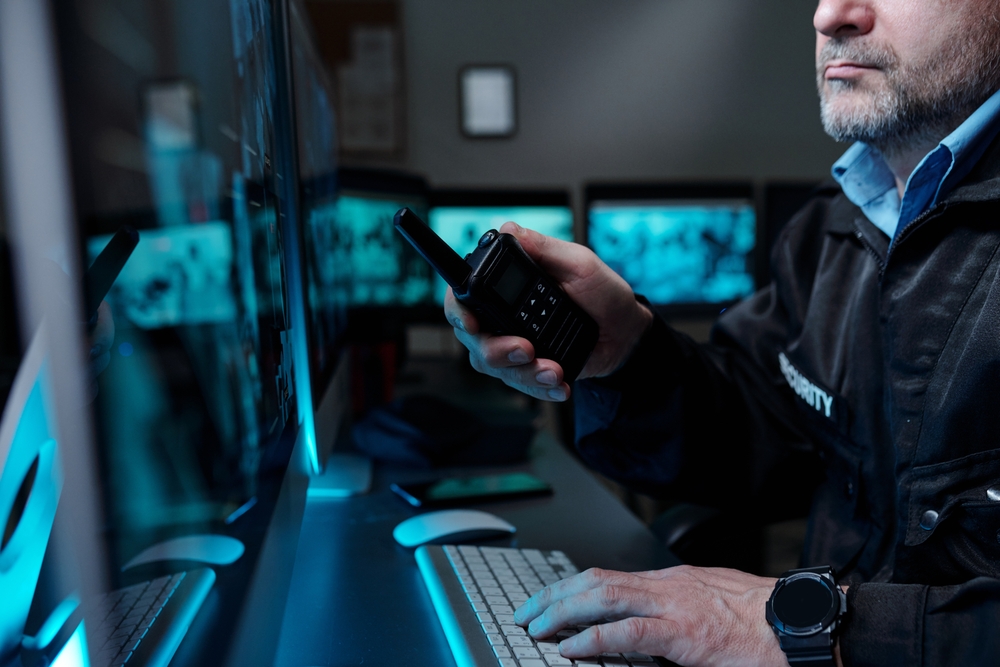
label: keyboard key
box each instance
[472,601,489,613]
[493,646,512,658]
[507,636,534,647]
[493,614,515,625]
[513,646,540,659]
[500,625,526,636]
[536,642,560,653]
[477,612,494,623]
[481,622,499,634]
[467,592,484,602]
[487,634,506,646]
[518,661,546,667]
[486,595,509,606]
[489,604,514,615]
[544,655,572,666]
[498,659,518,667]
[623,652,654,661]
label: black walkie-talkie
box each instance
[394,207,598,381]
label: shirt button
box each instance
[919,510,939,531]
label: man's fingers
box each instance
[559,617,679,660]
[526,584,672,640]
[449,326,570,401]
[515,568,638,628]
[443,288,479,334]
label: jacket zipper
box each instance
[886,202,952,264]
[852,227,887,279]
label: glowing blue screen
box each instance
[333,195,434,307]
[588,200,756,305]
[427,206,574,303]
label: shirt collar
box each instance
[831,86,1000,239]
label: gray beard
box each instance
[818,31,1000,156]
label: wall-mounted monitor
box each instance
[334,168,434,309]
[585,183,758,317]
[428,189,574,304]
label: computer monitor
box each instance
[289,0,347,408]
[585,183,759,316]
[336,167,435,311]
[0,327,62,660]
[49,0,318,663]
[428,189,575,304]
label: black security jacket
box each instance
[574,139,1000,665]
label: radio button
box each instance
[478,230,498,248]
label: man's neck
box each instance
[881,137,944,198]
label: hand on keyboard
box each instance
[512,565,790,667]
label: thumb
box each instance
[498,221,592,284]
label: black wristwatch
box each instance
[765,566,847,666]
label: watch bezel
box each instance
[765,571,842,637]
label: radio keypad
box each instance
[517,279,575,354]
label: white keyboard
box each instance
[415,544,662,667]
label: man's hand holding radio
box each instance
[444,222,653,402]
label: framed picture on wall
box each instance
[459,65,517,138]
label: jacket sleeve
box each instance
[841,578,1000,666]
[572,286,824,518]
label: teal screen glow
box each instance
[427,206,574,303]
[334,195,434,306]
[588,200,756,305]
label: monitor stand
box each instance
[308,453,373,498]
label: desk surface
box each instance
[274,359,679,667]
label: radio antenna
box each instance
[394,207,472,291]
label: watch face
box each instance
[772,577,835,630]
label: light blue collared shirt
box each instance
[831,87,1000,239]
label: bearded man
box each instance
[445,0,1000,664]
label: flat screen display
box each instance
[428,206,573,303]
[62,0,299,579]
[587,199,756,307]
[334,193,434,307]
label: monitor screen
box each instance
[59,0,300,580]
[586,185,757,311]
[291,0,347,401]
[336,191,434,307]
[427,191,574,304]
